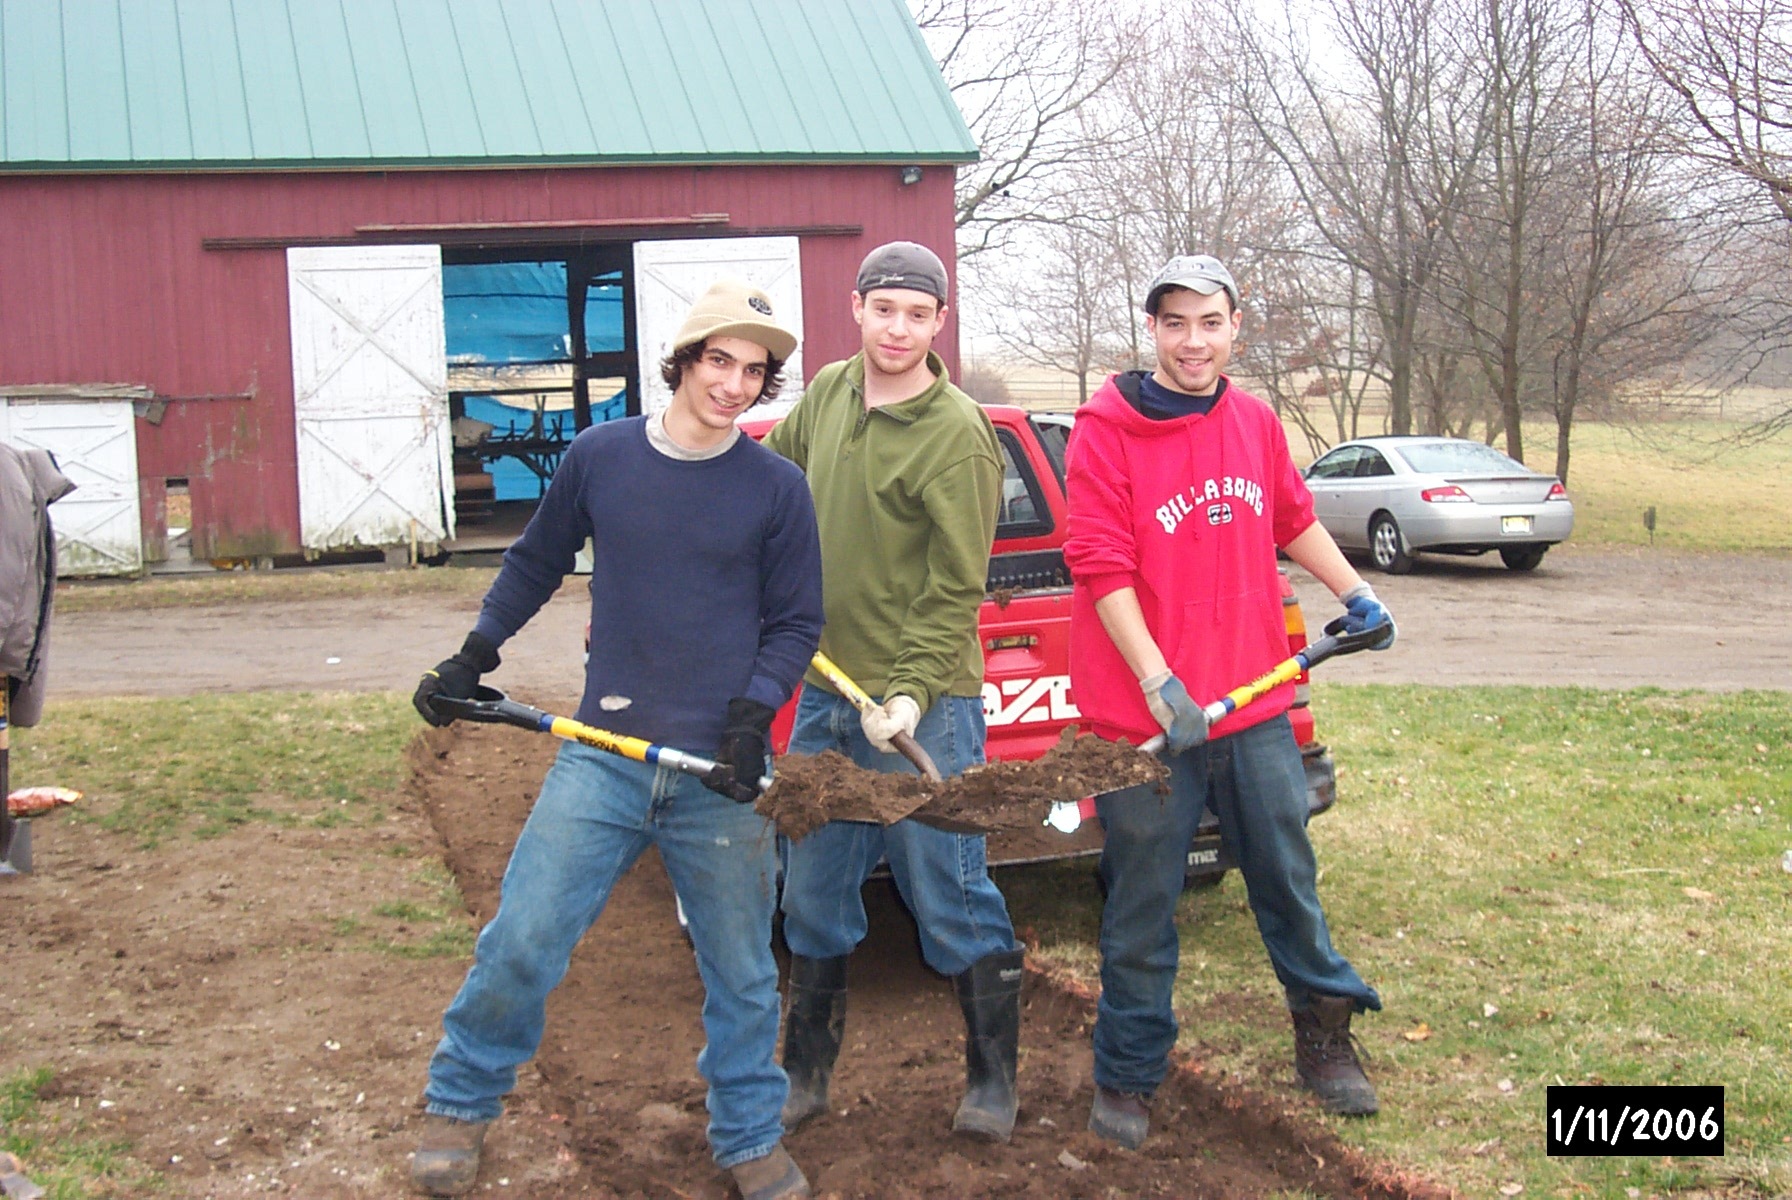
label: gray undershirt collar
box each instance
[646,410,740,461]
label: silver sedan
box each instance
[1304,436,1574,573]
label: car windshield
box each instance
[1395,441,1530,475]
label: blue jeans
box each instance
[1092,712,1380,1095]
[424,741,786,1170]
[779,688,1018,977]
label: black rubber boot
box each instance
[950,948,1024,1141]
[780,954,847,1131]
[1292,995,1379,1116]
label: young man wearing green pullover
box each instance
[762,241,1025,1143]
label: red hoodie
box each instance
[1064,372,1317,744]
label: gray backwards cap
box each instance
[1145,254,1239,313]
[856,241,949,304]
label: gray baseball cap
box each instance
[1145,254,1239,313]
[856,241,949,304]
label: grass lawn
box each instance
[12,692,422,845]
[1005,684,1792,1199]
[53,562,498,614]
[3,693,469,1198]
[1562,422,1792,553]
[1281,416,1792,555]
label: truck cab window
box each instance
[995,429,1052,540]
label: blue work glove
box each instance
[412,631,501,726]
[1140,671,1209,753]
[1340,583,1397,650]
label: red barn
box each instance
[0,0,975,573]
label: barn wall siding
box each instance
[0,164,959,557]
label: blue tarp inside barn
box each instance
[444,262,626,500]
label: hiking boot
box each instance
[1292,995,1379,1116]
[410,1114,489,1197]
[728,1143,811,1200]
[1088,1085,1151,1149]
[780,954,847,1131]
[951,949,1023,1142]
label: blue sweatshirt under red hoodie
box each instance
[1064,371,1318,744]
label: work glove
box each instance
[412,631,501,727]
[1340,583,1398,650]
[860,694,922,755]
[1140,670,1208,754]
[707,698,777,804]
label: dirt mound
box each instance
[412,720,1447,1199]
[758,730,1168,840]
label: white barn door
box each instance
[288,245,453,553]
[633,237,804,415]
[0,398,143,577]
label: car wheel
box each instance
[1500,545,1548,571]
[1369,514,1414,575]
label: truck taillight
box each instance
[1546,481,1568,500]
[1282,593,1307,641]
[1421,485,1472,503]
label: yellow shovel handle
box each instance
[811,652,877,713]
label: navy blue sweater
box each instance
[472,418,824,753]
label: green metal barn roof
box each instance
[0,0,977,171]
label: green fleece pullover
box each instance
[764,351,1000,713]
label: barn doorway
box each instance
[439,236,805,554]
[442,246,637,550]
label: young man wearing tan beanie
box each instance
[407,279,824,1200]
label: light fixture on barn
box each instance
[899,165,924,186]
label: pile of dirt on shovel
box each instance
[758,728,1168,840]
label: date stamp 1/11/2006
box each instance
[1545,1085,1725,1156]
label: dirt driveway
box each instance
[5,545,1784,1199]
[47,545,1792,700]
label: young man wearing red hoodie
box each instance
[1064,255,1397,1149]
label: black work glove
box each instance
[412,632,501,727]
[707,698,777,803]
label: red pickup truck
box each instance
[741,404,1337,882]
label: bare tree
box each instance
[1617,0,1792,222]
[1531,18,1723,479]
[1239,0,1493,436]
[987,217,1135,404]
[1454,0,1572,460]
[1248,251,1389,455]
[910,0,1134,256]
[1619,0,1792,435]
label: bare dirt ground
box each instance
[4,546,1786,1198]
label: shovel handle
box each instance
[809,652,945,783]
[1046,615,1390,831]
[429,687,771,793]
[1197,615,1388,728]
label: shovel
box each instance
[1045,616,1391,833]
[428,686,769,796]
[802,652,986,832]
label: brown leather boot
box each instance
[1291,996,1379,1115]
[410,1114,489,1196]
[1088,1084,1152,1149]
[728,1143,811,1200]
